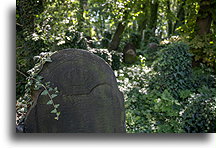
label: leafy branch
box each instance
[39,81,61,120]
[16,52,60,125]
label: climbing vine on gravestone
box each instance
[16,52,61,125]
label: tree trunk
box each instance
[108,9,129,51]
[108,22,126,51]
[195,0,216,87]
[195,0,212,35]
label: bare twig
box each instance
[16,23,23,27]
[16,69,28,78]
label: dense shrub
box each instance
[137,32,161,66]
[151,42,193,100]
[56,31,89,50]
[111,51,123,70]
[115,56,152,133]
[16,38,47,100]
[142,29,154,46]
[191,64,216,89]
[148,89,183,133]
[116,42,216,133]
[182,86,216,133]
[116,56,184,133]
[142,43,161,66]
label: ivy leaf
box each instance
[46,100,53,105]
[54,104,60,108]
[41,89,48,95]
[36,75,43,80]
[45,82,51,85]
[45,57,52,62]
[54,112,61,120]
[34,86,40,90]
[54,87,59,93]
[33,56,40,61]
[54,87,58,91]
[51,108,57,114]
[51,94,58,98]
[56,112,61,116]
[48,87,53,91]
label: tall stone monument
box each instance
[24,49,125,133]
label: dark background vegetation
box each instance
[16,0,216,133]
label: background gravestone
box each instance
[24,49,126,133]
[123,43,137,64]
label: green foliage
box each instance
[16,0,45,99]
[124,88,153,133]
[16,36,46,100]
[16,52,60,124]
[141,43,160,66]
[138,31,161,66]
[182,86,216,133]
[116,56,184,133]
[16,0,216,133]
[142,29,154,46]
[115,57,152,133]
[186,35,216,67]
[16,0,89,100]
[89,48,112,64]
[111,50,123,70]
[128,32,142,49]
[124,88,183,133]
[116,42,215,133]
[151,42,193,99]
[191,64,216,89]
[34,0,81,42]
[151,89,183,133]
[89,48,123,70]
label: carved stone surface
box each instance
[24,49,125,133]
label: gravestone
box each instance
[24,49,125,133]
[148,42,158,50]
[123,43,137,64]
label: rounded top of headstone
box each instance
[40,48,116,95]
[24,48,125,133]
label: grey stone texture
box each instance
[24,49,125,133]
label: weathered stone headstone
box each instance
[148,42,158,50]
[123,43,137,64]
[24,49,125,133]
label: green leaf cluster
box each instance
[151,42,193,99]
[16,51,61,124]
[89,48,123,70]
[182,86,216,132]
[116,42,216,133]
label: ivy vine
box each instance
[16,52,61,125]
